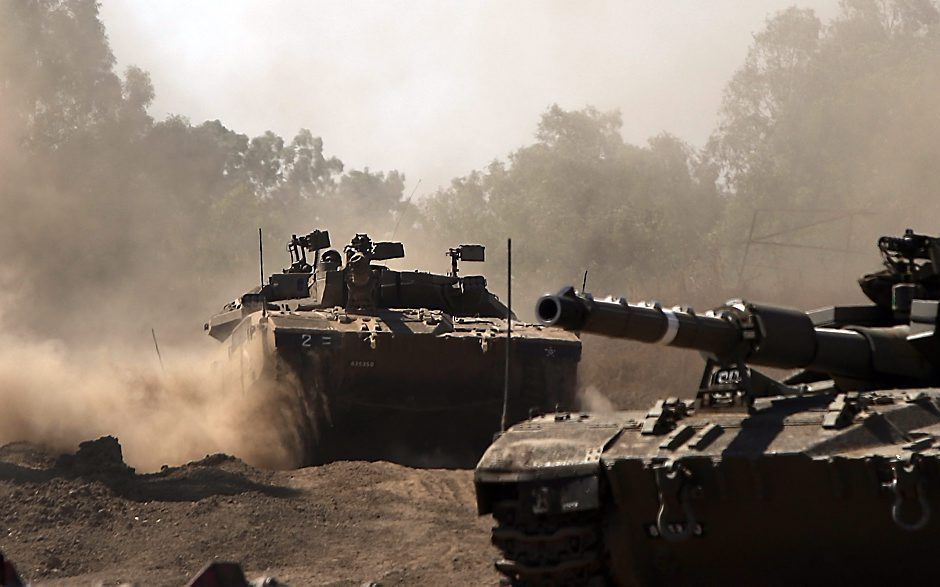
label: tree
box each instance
[0,0,406,343]
[710,0,940,219]
[423,105,722,306]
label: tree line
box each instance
[2,0,939,356]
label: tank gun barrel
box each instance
[537,286,892,380]
[537,286,741,355]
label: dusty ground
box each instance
[0,438,500,585]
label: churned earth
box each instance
[0,438,500,585]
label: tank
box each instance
[475,228,940,585]
[206,229,580,468]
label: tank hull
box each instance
[230,308,580,468]
[475,391,940,585]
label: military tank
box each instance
[475,228,940,585]
[206,229,580,468]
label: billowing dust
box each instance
[4,0,940,475]
[576,385,616,414]
[0,334,303,471]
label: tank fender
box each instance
[474,413,633,514]
[475,469,602,516]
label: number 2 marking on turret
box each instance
[301,334,312,347]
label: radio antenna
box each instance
[259,228,267,317]
[259,228,265,288]
[391,178,421,239]
[500,237,512,432]
[151,328,165,374]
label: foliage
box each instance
[0,0,405,342]
[710,0,940,223]
[422,105,723,304]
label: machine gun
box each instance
[446,244,485,277]
[863,228,940,318]
[536,229,940,406]
[878,228,940,275]
[286,229,332,273]
[344,233,405,263]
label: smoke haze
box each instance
[3,0,940,467]
[98,0,841,192]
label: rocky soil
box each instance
[0,438,500,585]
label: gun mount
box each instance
[446,244,485,277]
[344,233,405,263]
[286,229,332,273]
[862,228,940,318]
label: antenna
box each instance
[582,269,589,292]
[259,228,265,288]
[391,178,421,239]
[151,328,165,374]
[259,228,267,317]
[500,237,512,432]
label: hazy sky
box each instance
[100,1,839,194]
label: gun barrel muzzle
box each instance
[536,292,588,330]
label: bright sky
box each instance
[100,1,839,195]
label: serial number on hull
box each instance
[275,330,342,349]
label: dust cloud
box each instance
[575,385,616,414]
[4,0,940,467]
[0,327,304,471]
[0,1,415,470]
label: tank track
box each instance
[490,500,607,586]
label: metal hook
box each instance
[888,460,931,531]
[654,461,698,542]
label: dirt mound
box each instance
[0,438,498,585]
[53,436,135,477]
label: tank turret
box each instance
[537,228,940,392]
